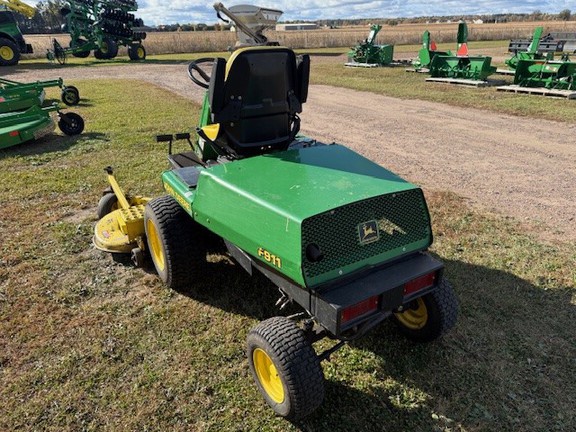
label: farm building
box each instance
[276,23,318,31]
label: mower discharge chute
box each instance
[345,24,394,67]
[94,2,458,421]
[427,22,496,82]
[47,0,147,64]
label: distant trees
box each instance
[559,9,571,21]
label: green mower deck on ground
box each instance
[0,103,84,149]
[0,77,80,113]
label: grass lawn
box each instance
[0,79,574,431]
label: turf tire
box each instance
[61,86,80,106]
[247,317,325,421]
[393,278,458,342]
[97,191,119,218]
[144,195,203,290]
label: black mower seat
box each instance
[206,46,310,157]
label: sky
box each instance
[27,1,576,26]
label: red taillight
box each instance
[9,131,19,137]
[404,272,436,296]
[341,296,379,323]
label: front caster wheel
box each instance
[247,317,325,421]
[58,112,84,136]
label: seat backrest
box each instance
[209,47,309,157]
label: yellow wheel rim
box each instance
[101,43,109,54]
[137,47,145,58]
[253,348,284,404]
[395,298,428,330]
[146,219,165,272]
[0,45,14,61]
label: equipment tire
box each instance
[0,38,20,66]
[97,191,119,218]
[61,86,80,106]
[128,44,146,61]
[393,278,458,342]
[144,195,203,290]
[58,112,85,136]
[94,38,118,60]
[247,317,325,421]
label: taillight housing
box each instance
[341,295,379,324]
[404,272,436,296]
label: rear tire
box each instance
[94,38,118,60]
[393,278,458,342]
[144,195,204,290]
[0,38,20,66]
[128,44,146,61]
[247,317,325,421]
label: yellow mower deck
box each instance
[93,201,148,253]
[93,167,150,253]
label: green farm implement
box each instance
[94,2,458,421]
[411,29,451,71]
[427,22,496,83]
[345,24,394,67]
[0,102,84,149]
[505,27,554,71]
[1,77,80,113]
[0,0,35,66]
[48,0,147,64]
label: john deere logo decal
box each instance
[358,220,380,245]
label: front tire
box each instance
[247,317,325,421]
[393,278,458,342]
[61,86,80,106]
[144,195,203,290]
[97,191,119,218]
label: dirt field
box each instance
[3,59,575,242]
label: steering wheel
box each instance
[188,58,216,89]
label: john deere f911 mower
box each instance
[94,3,458,420]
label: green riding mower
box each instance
[94,3,458,421]
[1,77,80,113]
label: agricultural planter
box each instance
[0,102,84,149]
[0,77,80,113]
[95,3,458,421]
[48,0,147,64]
[346,24,394,67]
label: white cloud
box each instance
[24,1,573,25]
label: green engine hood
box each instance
[163,144,432,288]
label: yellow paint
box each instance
[253,348,284,404]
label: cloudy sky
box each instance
[29,1,575,26]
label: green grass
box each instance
[1,80,575,431]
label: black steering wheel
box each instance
[188,58,216,89]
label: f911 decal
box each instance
[257,247,282,269]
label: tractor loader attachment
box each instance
[0,77,80,114]
[345,24,394,67]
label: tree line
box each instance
[8,1,573,34]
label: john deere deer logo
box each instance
[358,220,380,245]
